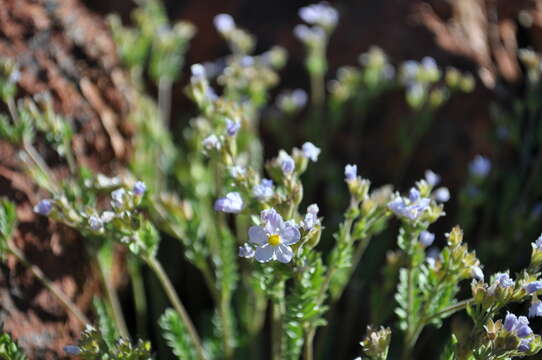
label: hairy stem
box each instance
[7,239,90,325]
[128,256,148,338]
[145,255,207,360]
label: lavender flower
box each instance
[421,56,437,71]
[33,199,52,216]
[133,181,146,196]
[203,134,221,150]
[292,89,308,107]
[519,338,532,352]
[419,230,435,247]
[214,14,235,33]
[529,300,542,318]
[253,179,274,201]
[248,208,300,263]
[214,192,244,213]
[494,272,515,288]
[425,170,440,186]
[190,63,207,81]
[280,153,295,174]
[433,187,450,203]
[294,24,326,44]
[230,166,246,178]
[469,155,491,178]
[226,119,240,136]
[516,323,533,338]
[387,188,431,222]
[471,266,484,281]
[298,2,338,29]
[303,203,320,230]
[533,235,542,250]
[238,243,255,259]
[344,164,357,182]
[88,216,104,232]
[111,188,126,209]
[302,142,321,162]
[525,281,542,294]
[504,312,518,332]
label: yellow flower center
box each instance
[267,234,281,246]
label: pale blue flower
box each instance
[421,56,437,71]
[387,188,431,221]
[419,230,435,247]
[303,203,320,230]
[519,338,532,352]
[214,14,235,33]
[471,266,484,281]
[525,281,542,294]
[294,24,326,44]
[299,2,338,29]
[344,164,357,181]
[203,134,221,150]
[533,235,542,250]
[529,301,542,318]
[253,179,274,201]
[34,199,52,216]
[281,154,295,174]
[516,323,533,338]
[469,155,491,178]
[504,312,518,331]
[226,119,240,136]
[89,216,103,232]
[214,192,243,213]
[238,243,255,259]
[434,187,450,202]
[495,272,514,288]
[230,166,246,178]
[302,142,321,162]
[190,63,206,80]
[133,181,146,196]
[292,89,308,107]
[248,208,300,263]
[425,169,440,186]
[111,188,126,209]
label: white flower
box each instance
[214,14,235,33]
[303,203,320,230]
[248,208,300,263]
[302,142,321,162]
[299,2,338,29]
[434,187,450,202]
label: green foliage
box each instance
[0,326,27,360]
[93,298,119,349]
[77,325,152,360]
[159,308,197,360]
[0,199,16,260]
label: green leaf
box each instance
[93,297,119,350]
[159,308,196,359]
[0,325,27,360]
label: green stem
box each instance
[304,328,315,360]
[272,299,283,360]
[220,294,234,360]
[145,256,207,360]
[158,77,172,127]
[95,255,129,339]
[128,256,148,338]
[7,240,89,325]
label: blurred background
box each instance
[2,0,542,358]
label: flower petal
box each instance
[262,208,284,233]
[248,226,268,245]
[255,244,275,263]
[276,244,293,263]
[280,223,300,245]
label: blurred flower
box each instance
[434,187,450,202]
[64,345,81,355]
[469,155,491,178]
[294,24,326,44]
[425,169,440,186]
[253,179,274,201]
[302,142,321,162]
[111,188,126,209]
[214,192,244,213]
[133,181,146,196]
[387,187,430,221]
[214,14,235,33]
[280,153,295,174]
[471,266,484,281]
[89,216,104,232]
[238,243,255,259]
[248,208,300,263]
[299,2,338,30]
[419,230,435,247]
[525,281,542,294]
[504,312,518,331]
[34,199,52,216]
[533,235,542,250]
[190,63,207,80]
[303,203,320,230]
[203,134,221,150]
[494,272,515,288]
[519,339,532,352]
[344,164,357,182]
[230,165,246,178]
[226,119,240,136]
[529,301,542,318]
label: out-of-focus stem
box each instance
[7,239,89,325]
[158,77,172,127]
[145,255,207,360]
[128,256,148,338]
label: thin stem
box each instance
[7,239,89,325]
[220,294,234,360]
[423,298,473,325]
[145,256,207,360]
[304,328,315,360]
[271,299,283,360]
[158,77,172,127]
[95,255,129,339]
[310,71,325,109]
[128,256,148,338]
